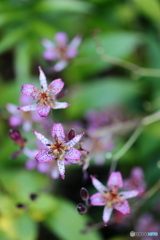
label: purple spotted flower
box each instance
[24,147,60,179]
[90,172,142,226]
[42,32,81,71]
[17,67,70,117]
[6,94,42,131]
[32,123,84,179]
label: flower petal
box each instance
[21,84,39,98]
[17,104,37,112]
[69,36,81,48]
[42,39,55,49]
[103,206,113,226]
[65,148,82,160]
[55,32,68,46]
[53,60,68,72]
[57,160,65,179]
[37,104,51,117]
[38,66,48,91]
[90,176,107,192]
[53,101,70,109]
[65,133,84,147]
[43,49,58,61]
[48,79,64,95]
[32,130,52,146]
[90,193,105,206]
[9,115,22,127]
[20,94,32,105]
[22,121,32,132]
[51,168,59,179]
[37,162,50,173]
[25,159,37,170]
[6,103,18,114]
[114,200,130,215]
[51,123,65,141]
[36,149,54,162]
[119,190,141,200]
[66,47,77,59]
[107,171,123,190]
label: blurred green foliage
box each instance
[0,0,160,239]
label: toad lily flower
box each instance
[90,172,142,226]
[17,67,70,117]
[42,32,81,71]
[32,123,84,179]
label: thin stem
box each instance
[110,109,160,172]
[92,33,160,78]
[132,179,160,213]
[110,126,143,173]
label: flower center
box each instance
[102,190,124,208]
[47,136,69,161]
[37,91,55,108]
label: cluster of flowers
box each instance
[7,32,145,227]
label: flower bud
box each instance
[68,129,75,140]
[29,193,38,201]
[9,129,21,141]
[57,89,67,99]
[16,203,26,209]
[77,203,87,215]
[80,188,89,201]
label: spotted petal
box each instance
[65,148,82,161]
[36,149,54,163]
[32,130,52,146]
[17,104,37,112]
[90,193,105,206]
[107,171,123,190]
[48,79,64,95]
[119,190,141,200]
[21,84,39,98]
[37,104,51,117]
[53,101,70,109]
[90,176,107,193]
[38,67,48,91]
[114,200,130,215]
[51,123,65,142]
[65,133,84,148]
[57,160,65,179]
[103,206,113,226]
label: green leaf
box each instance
[66,77,139,119]
[0,231,12,240]
[14,214,38,240]
[14,41,32,81]
[29,193,58,221]
[45,199,103,240]
[0,27,25,54]
[133,0,160,23]
[0,170,48,201]
[70,32,141,78]
[37,0,93,13]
